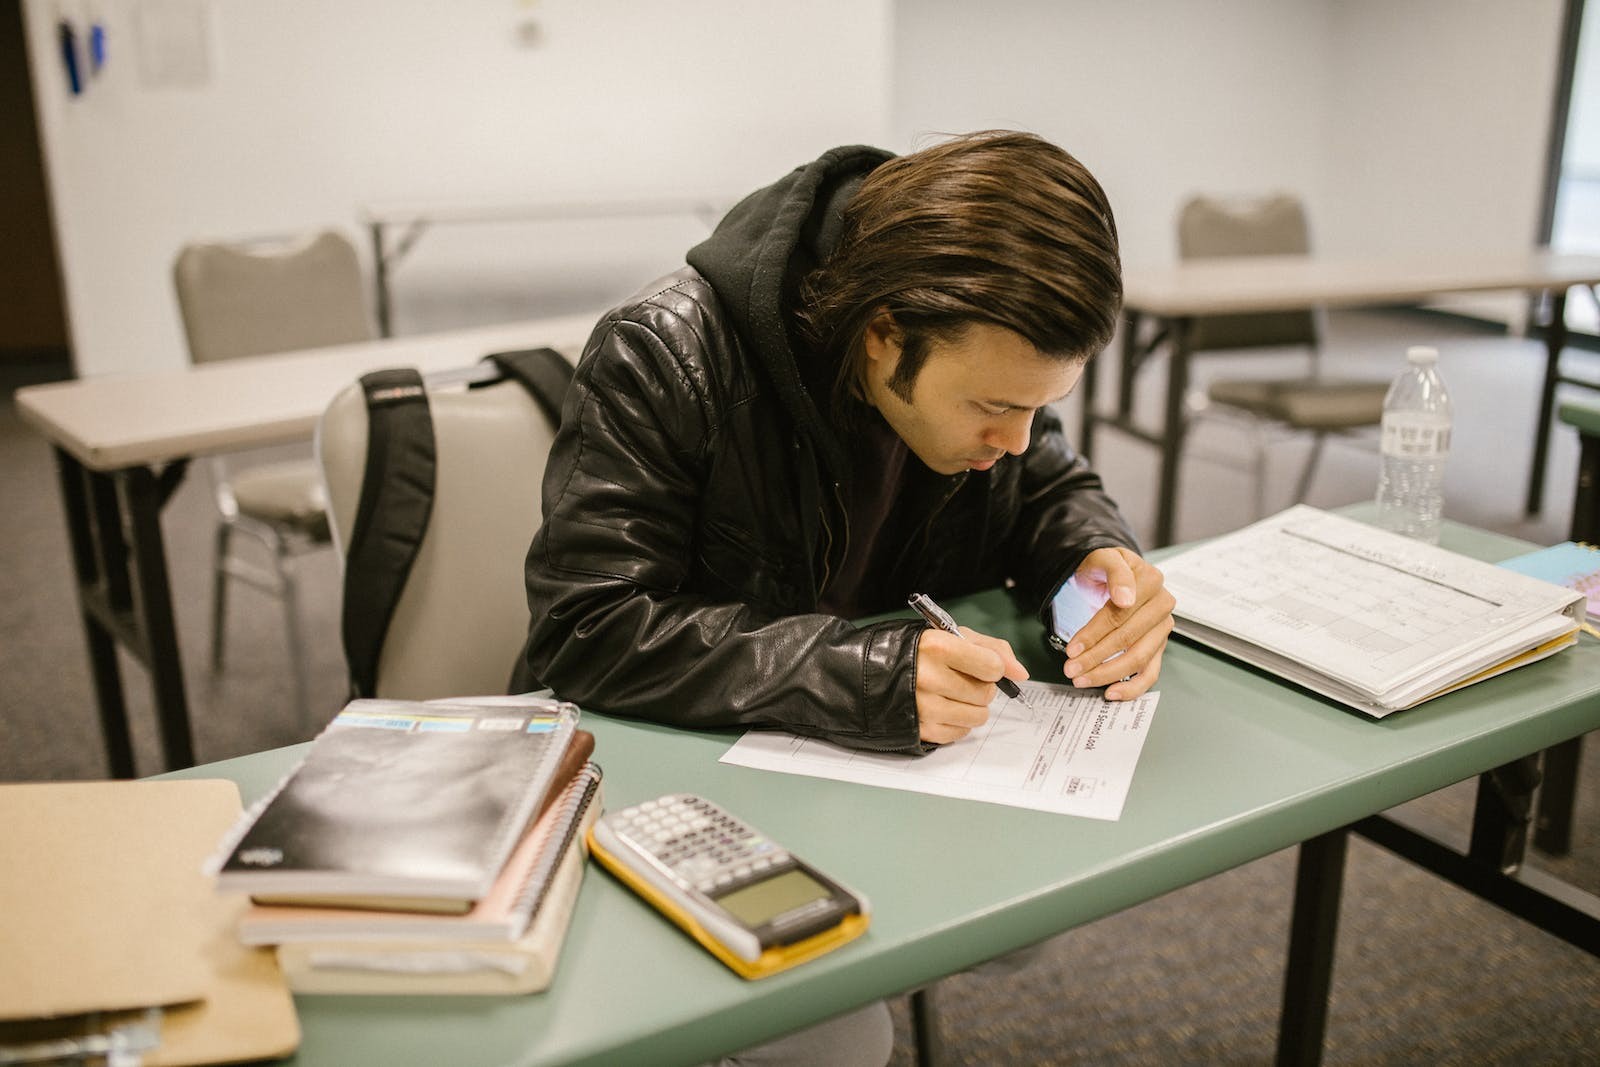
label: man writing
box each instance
[512,129,1176,1065]
[513,130,1173,751]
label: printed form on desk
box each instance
[720,682,1157,820]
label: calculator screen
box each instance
[714,868,832,926]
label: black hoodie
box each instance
[686,144,891,485]
[516,145,1138,754]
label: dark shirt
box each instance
[817,409,910,619]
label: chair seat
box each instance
[1559,398,1600,437]
[1207,377,1389,431]
[229,460,331,539]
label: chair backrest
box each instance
[1177,194,1318,353]
[174,230,374,363]
[316,370,560,700]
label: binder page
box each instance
[1160,506,1581,701]
[720,683,1157,820]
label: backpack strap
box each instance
[341,368,436,698]
[481,347,574,426]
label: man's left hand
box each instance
[1060,546,1175,700]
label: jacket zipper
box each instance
[816,481,849,597]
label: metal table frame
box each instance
[1083,253,1600,547]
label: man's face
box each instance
[863,318,1083,475]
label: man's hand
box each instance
[914,626,1028,745]
[1060,547,1175,701]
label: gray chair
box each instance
[173,229,374,725]
[316,363,563,700]
[1177,194,1390,517]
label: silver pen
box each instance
[908,593,1028,704]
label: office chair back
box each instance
[1177,194,1318,352]
[317,368,563,700]
[174,230,373,363]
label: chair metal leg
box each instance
[1293,433,1328,506]
[210,521,232,672]
[273,540,313,731]
[1252,421,1271,520]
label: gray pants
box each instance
[714,999,894,1067]
[712,939,1052,1067]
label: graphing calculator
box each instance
[587,794,870,979]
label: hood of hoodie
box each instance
[686,144,894,483]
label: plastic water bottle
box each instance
[1375,345,1453,543]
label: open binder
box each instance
[1160,506,1586,717]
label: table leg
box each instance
[1524,288,1568,515]
[50,449,197,776]
[1080,334,1101,459]
[1467,756,1540,874]
[1116,310,1142,422]
[54,450,136,778]
[370,221,392,338]
[1571,426,1599,542]
[1154,318,1192,548]
[909,987,944,1067]
[120,467,197,771]
[1276,828,1348,1067]
[1535,738,1583,855]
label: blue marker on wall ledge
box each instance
[59,18,82,95]
[89,18,107,75]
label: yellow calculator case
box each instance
[587,795,870,980]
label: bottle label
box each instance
[1381,415,1451,459]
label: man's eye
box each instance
[977,403,1014,416]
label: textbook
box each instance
[212,696,580,912]
[273,799,599,996]
[1159,506,1585,717]
[238,763,602,945]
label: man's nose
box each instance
[985,411,1033,456]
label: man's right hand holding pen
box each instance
[912,621,1030,746]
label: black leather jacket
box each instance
[512,146,1138,754]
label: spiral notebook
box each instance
[271,772,603,996]
[1497,540,1600,621]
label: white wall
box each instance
[1320,0,1562,260]
[28,0,1571,378]
[24,0,892,376]
[891,0,1336,272]
[892,0,1566,293]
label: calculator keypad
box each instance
[609,794,789,895]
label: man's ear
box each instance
[863,311,901,368]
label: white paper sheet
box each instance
[719,683,1158,820]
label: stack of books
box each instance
[210,696,601,995]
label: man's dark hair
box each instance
[798,130,1122,404]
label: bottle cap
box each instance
[1406,345,1439,364]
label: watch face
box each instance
[1049,575,1107,648]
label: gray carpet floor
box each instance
[2,309,1596,1064]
